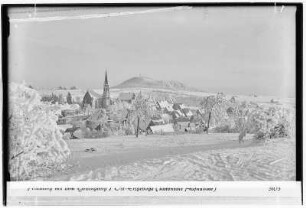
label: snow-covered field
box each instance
[48,134,295,181]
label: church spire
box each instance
[105,70,108,85]
[102,69,110,109]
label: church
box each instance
[82,71,111,109]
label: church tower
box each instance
[101,70,110,109]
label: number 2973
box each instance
[268,187,281,191]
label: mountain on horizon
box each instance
[113,76,200,91]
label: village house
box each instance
[171,109,185,119]
[161,113,172,124]
[174,121,196,133]
[61,104,81,117]
[147,96,158,111]
[135,117,169,135]
[147,124,175,134]
[182,108,193,118]
[148,118,164,127]
[173,103,186,111]
[196,109,206,116]
[156,100,174,113]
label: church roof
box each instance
[88,90,101,98]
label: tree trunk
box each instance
[136,116,140,138]
[206,112,211,134]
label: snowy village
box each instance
[9,71,296,181]
[7,6,297,182]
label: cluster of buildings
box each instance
[58,71,205,135]
[149,100,203,133]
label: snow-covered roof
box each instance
[150,119,164,125]
[182,108,193,117]
[175,110,184,116]
[88,90,102,98]
[149,124,174,133]
[158,100,174,112]
[173,103,186,108]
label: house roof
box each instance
[150,119,164,126]
[182,108,193,116]
[149,124,174,133]
[174,110,184,116]
[171,110,185,119]
[157,100,174,111]
[197,109,205,115]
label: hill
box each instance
[113,76,197,91]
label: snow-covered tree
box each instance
[58,94,65,104]
[227,100,295,142]
[129,92,159,138]
[199,93,228,133]
[9,83,70,180]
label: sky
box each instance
[8,6,296,97]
